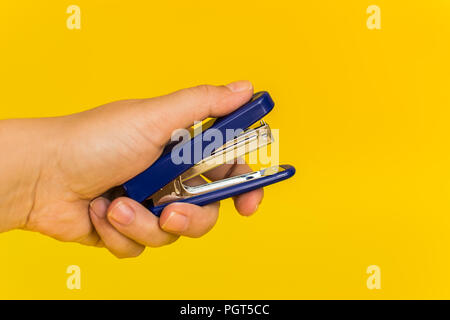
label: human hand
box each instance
[0,81,263,258]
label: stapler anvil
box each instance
[121,92,296,216]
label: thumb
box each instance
[141,80,253,146]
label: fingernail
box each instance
[109,201,135,225]
[90,198,107,219]
[161,211,189,232]
[226,80,252,93]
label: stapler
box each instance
[121,92,295,216]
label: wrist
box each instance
[0,118,60,232]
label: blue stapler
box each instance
[121,92,295,216]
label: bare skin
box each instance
[0,81,263,258]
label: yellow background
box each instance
[1,0,450,299]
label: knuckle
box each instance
[190,229,212,238]
[193,84,215,97]
[109,244,145,259]
[127,246,145,258]
[145,232,179,248]
[191,222,217,238]
[111,250,129,259]
[189,84,218,111]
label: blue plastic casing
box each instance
[123,92,275,203]
[149,165,296,216]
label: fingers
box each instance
[159,202,220,238]
[106,197,179,247]
[107,185,220,239]
[156,175,220,237]
[203,162,264,216]
[233,188,264,216]
[144,81,254,146]
[91,175,221,258]
[89,197,145,258]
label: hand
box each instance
[0,81,263,258]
